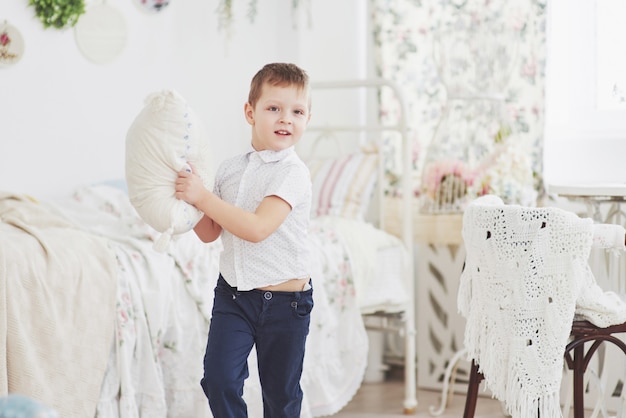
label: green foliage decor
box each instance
[29,0,86,30]
[217,0,305,32]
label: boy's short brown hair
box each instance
[248,63,310,109]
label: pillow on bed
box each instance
[307,152,378,220]
[125,89,213,252]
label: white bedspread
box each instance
[0,193,118,417]
[312,216,409,314]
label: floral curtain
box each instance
[371,0,547,211]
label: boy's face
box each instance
[245,83,311,152]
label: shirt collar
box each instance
[246,146,295,163]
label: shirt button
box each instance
[264,291,272,300]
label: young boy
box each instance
[175,62,314,417]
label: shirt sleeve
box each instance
[265,162,311,209]
[212,157,231,198]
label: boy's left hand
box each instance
[175,163,206,206]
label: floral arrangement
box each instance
[420,135,536,213]
[467,139,537,206]
[421,159,476,213]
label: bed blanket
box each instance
[0,193,118,417]
[313,216,409,314]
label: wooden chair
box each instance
[564,320,626,418]
[463,321,626,418]
[459,196,626,418]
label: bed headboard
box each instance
[300,78,413,251]
[300,78,417,409]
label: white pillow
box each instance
[125,89,213,251]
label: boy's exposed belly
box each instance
[257,277,309,292]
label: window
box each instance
[544,0,626,185]
[596,0,626,110]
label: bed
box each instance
[0,78,415,417]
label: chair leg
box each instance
[463,359,484,418]
[572,344,585,418]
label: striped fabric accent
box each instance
[307,153,378,220]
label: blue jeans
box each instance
[200,275,313,418]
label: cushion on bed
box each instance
[125,89,213,251]
[307,152,378,220]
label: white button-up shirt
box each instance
[215,146,312,290]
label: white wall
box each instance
[0,0,368,199]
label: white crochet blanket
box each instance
[458,195,626,418]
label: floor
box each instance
[329,378,506,418]
[329,377,622,418]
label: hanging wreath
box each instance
[29,0,86,30]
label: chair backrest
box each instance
[458,195,596,418]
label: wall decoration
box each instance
[74,2,127,64]
[216,0,309,34]
[0,21,25,68]
[133,0,170,14]
[29,0,85,30]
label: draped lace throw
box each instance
[458,195,626,418]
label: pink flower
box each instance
[422,159,474,198]
[118,309,129,324]
[522,59,536,78]
[0,32,10,47]
[511,14,526,32]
